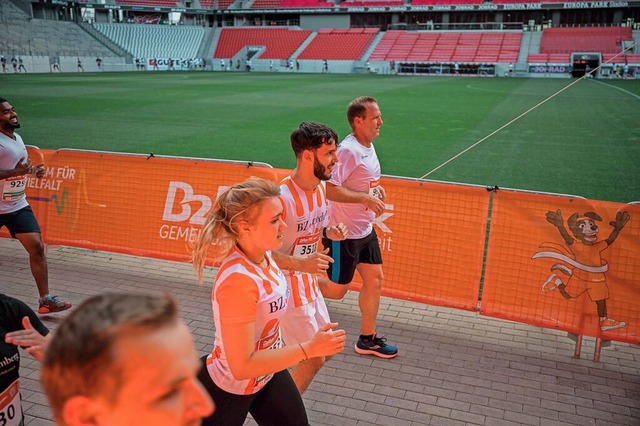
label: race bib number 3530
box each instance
[0,380,22,426]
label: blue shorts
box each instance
[322,229,382,285]
[0,205,41,237]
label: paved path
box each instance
[2,239,638,426]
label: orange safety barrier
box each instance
[4,149,639,346]
[351,177,489,311]
[481,190,640,345]
[1,149,277,263]
[270,171,488,310]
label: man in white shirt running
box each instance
[0,97,72,313]
[323,96,398,359]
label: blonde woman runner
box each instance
[193,177,346,426]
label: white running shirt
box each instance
[0,132,29,214]
[328,134,381,239]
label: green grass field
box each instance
[1,72,638,202]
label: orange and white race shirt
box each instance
[278,176,330,308]
[205,247,289,395]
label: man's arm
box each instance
[0,156,32,180]
[326,182,385,217]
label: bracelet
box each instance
[322,227,330,239]
[298,343,308,361]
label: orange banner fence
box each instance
[2,148,638,346]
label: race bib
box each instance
[254,330,282,386]
[292,233,320,258]
[0,380,22,426]
[2,176,27,202]
[368,179,382,199]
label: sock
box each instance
[360,334,374,342]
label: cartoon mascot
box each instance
[533,210,630,331]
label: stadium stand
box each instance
[2,0,637,77]
[411,0,482,4]
[0,16,114,57]
[340,0,404,6]
[116,0,179,6]
[297,28,379,60]
[199,0,235,8]
[250,0,283,8]
[491,0,543,3]
[369,31,521,63]
[367,30,400,61]
[527,26,635,64]
[540,26,633,54]
[0,0,127,72]
[93,23,205,59]
[278,0,335,6]
[527,53,547,63]
[603,53,640,63]
[527,52,573,63]
[214,27,312,59]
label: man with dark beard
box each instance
[0,98,72,313]
[272,121,348,394]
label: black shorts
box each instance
[197,356,308,426]
[0,205,41,237]
[322,229,382,285]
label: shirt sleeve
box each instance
[216,273,259,324]
[2,295,49,337]
[330,147,357,187]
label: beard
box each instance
[313,156,332,181]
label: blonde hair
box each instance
[193,176,280,283]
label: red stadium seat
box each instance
[297,28,380,60]
[369,31,522,63]
[540,27,632,55]
[214,28,312,59]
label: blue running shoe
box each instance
[38,295,72,314]
[355,334,398,359]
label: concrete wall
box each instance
[3,55,131,73]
